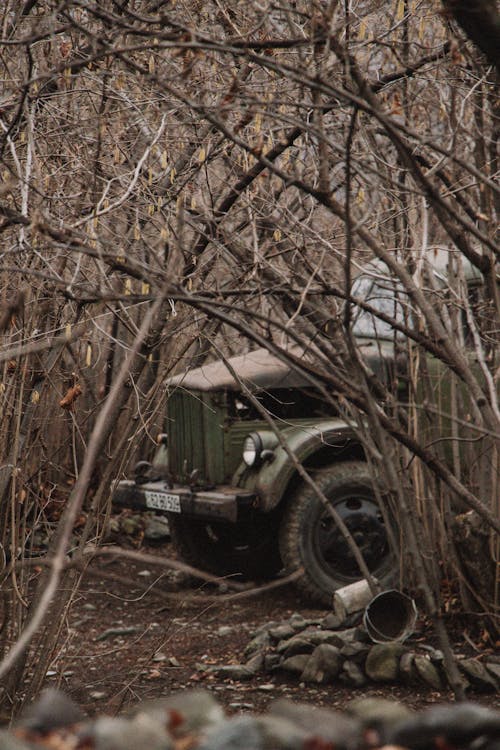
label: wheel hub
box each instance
[314,496,389,579]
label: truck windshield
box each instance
[351,269,409,340]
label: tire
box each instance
[168,513,283,581]
[279,461,397,606]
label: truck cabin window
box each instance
[351,271,410,340]
[230,388,335,422]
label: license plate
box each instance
[145,491,181,513]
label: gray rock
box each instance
[144,515,170,540]
[243,630,271,659]
[459,658,498,692]
[251,621,277,636]
[198,713,316,750]
[120,515,144,536]
[399,651,417,683]
[256,715,309,749]
[197,715,264,750]
[16,688,84,733]
[125,689,224,737]
[333,628,360,643]
[268,624,296,641]
[486,661,500,683]
[299,628,354,648]
[340,660,368,687]
[289,613,308,630]
[245,652,265,674]
[208,664,256,681]
[269,698,360,750]
[421,645,444,663]
[390,702,500,749]
[339,661,368,687]
[321,613,343,629]
[365,643,405,682]
[346,697,413,741]
[0,731,31,750]
[301,644,343,684]
[264,653,281,672]
[413,655,443,690]
[280,654,311,675]
[276,628,355,655]
[87,715,171,750]
[277,636,315,657]
[340,640,370,659]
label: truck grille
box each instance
[167,390,225,485]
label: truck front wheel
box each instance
[279,462,397,606]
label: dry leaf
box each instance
[59,384,82,410]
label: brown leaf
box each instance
[59,384,82,410]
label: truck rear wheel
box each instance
[168,513,282,582]
[279,461,396,606]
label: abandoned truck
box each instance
[112,258,488,604]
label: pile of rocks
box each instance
[2,688,500,750]
[198,612,500,693]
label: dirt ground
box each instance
[47,536,499,718]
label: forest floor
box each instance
[46,533,499,718]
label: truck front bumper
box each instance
[112,479,257,523]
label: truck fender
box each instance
[234,419,358,513]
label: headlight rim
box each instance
[242,431,263,467]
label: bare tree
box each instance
[0,0,498,711]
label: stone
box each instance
[269,698,360,750]
[198,715,263,750]
[346,697,413,742]
[280,654,311,675]
[243,630,271,659]
[321,613,343,629]
[333,628,359,643]
[252,621,277,636]
[126,689,224,737]
[268,624,296,641]
[485,661,500,684]
[413,655,443,690]
[421,645,444,663]
[87,715,171,750]
[301,644,343,684]
[258,714,310,747]
[399,651,417,683]
[152,652,167,662]
[390,702,500,749]
[365,644,405,682]
[144,515,170,541]
[288,613,308,630]
[208,664,256,681]
[340,660,367,687]
[459,658,498,692]
[244,652,265,674]
[0,732,31,750]
[340,640,370,659]
[16,688,84,733]
[264,654,281,672]
[120,516,144,536]
[277,636,315,657]
[277,627,354,653]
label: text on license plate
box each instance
[145,491,181,513]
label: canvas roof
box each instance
[167,347,311,392]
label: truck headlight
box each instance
[242,433,263,467]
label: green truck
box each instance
[112,258,488,604]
